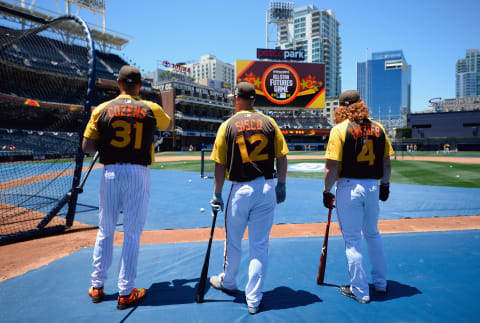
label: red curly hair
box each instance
[333,100,370,124]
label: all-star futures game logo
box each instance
[261,64,300,105]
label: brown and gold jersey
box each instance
[211,110,289,182]
[83,94,170,165]
[325,118,394,179]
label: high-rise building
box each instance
[357,50,411,121]
[275,4,341,98]
[456,49,480,97]
[186,54,235,89]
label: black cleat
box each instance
[340,285,370,304]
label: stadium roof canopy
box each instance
[0,0,133,52]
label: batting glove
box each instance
[379,183,390,201]
[275,182,286,204]
[210,193,224,212]
[323,191,335,209]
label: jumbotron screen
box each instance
[236,60,325,108]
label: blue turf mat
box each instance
[74,170,480,231]
[1,230,479,322]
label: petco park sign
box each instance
[257,48,305,61]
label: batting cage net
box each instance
[0,14,96,244]
[200,149,214,179]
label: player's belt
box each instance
[232,174,273,183]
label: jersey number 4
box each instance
[110,120,144,149]
[357,139,375,166]
[236,134,269,163]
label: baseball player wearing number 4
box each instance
[209,82,289,315]
[83,66,170,310]
[323,90,394,304]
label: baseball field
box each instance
[0,151,479,322]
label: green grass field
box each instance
[152,151,480,188]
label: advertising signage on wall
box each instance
[236,60,325,108]
[256,48,305,61]
[281,129,330,136]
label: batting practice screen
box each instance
[236,60,325,108]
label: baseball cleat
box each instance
[340,285,370,304]
[117,288,146,310]
[248,302,262,315]
[88,286,104,303]
[209,275,238,295]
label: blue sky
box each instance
[25,0,480,111]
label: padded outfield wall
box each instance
[402,110,480,151]
[408,111,480,138]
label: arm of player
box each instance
[211,162,226,212]
[323,159,339,208]
[82,137,97,154]
[381,156,391,185]
[323,159,339,192]
[275,155,287,203]
[379,156,391,201]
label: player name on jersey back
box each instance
[349,124,382,140]
[106,105,148,119]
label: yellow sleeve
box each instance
[384,136,395,157]
[325,123,346,161]
[210,121,228,165]
[83,103,107,140]
[268,116,289,158]
[377,123,395,157]
[145,101,171,130]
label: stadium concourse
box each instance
[0,155,480,322]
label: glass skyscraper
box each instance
[276,4,341,98]
[456,49,480,97]
[357,50,411,121]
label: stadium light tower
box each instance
[266,1,294,49]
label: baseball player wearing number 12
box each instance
[323,90,394,304]
[82,66,170,310]
[209,82,289,315]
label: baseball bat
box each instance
[196,207,219,303]
[37,152,99,229]
[316,203,333,285]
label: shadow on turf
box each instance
[232,287,322,311]
[139,278,322,311]
[370,280,422,302]
[321,280,421,302]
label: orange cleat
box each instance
[117,288,146,310]
[88,286,104,303]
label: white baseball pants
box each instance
[220,177,276,308]
[335,177,387,302]
[91,164,150,296]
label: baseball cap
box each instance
[118,65,142,84]
[229,82,256,100]
[339,90,361,106]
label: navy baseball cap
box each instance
[229,82,256,100]
[118,65,142,84]
[339,90,361,106]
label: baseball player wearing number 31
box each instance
[82,66,170,310]
[209,82,289,315]
[323,90,394,304]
